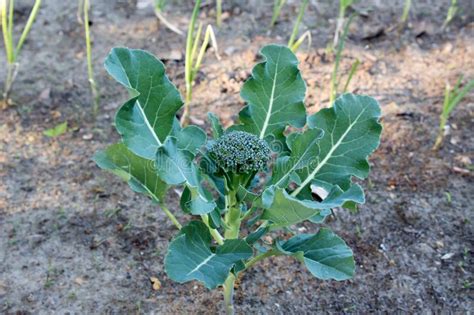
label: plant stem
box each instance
[222,274,236,315]
[224,205,240,239]
[15,0,41,55]
[244,249,277,270]
[201,214,224,245]
[159,203,182,230]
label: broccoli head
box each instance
[208,131,271,174]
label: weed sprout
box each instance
[329,13,359,104]
[433,77,474,150]
[270,0,286,28]
[82,0,100,116]
[333,0,352,49]
[0,0,41,104]
[442,0,458,29]
[154,0,183,36]
[287,0,311,52]
[182,0,220,126]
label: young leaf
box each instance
[93,143,167,202]
[293,94,382,196]
[43,122,68,137]
[104,48,183,159]
[208,112,224,139]
[261,185,364,227]
[277,228,354,280]
[165,221,253,289]
[236,45,306,139]
[174,125,207,153]
[155,137,216,215]
[271,127,324,188]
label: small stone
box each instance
[82,133,93,140]
[441,252,455,260]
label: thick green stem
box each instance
[222,274,235,315]
[224,205,241,239]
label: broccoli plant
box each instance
[94,45,382,314]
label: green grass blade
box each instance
[271,0,286,27]
[288,0,308,48]
[15,0,41,56]
[342,58,360,93]
[330,13,355,104]
[216,0,222,27]
[1,0,14,63]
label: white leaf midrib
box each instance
[291,107,367,197]
[259,52,282,139]
[187,253,216,275]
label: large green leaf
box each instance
[261,185,364,227]
[165,221,253,289]
[236,45,306,139]
[272,127,324,188]
[294,93,382,196]
[277,228,354,280]
[155,137,216,215]
[105,48,183,159]
[93,143,167,202]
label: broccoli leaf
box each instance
[261,185,364,227]
[276,228,354,281]
[271,127,324,188]
[155,137,216,215]
[165,221,253,289]
[174,125,207,153]
[236,45,306,140]
[93,143,167,202]
[208,112,224,139]
[294,94,382,196]
[105,48,183,159]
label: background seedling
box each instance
[1,0,41,104]
[442,0,458,29]
[329,14,359,104]
[398,0,411,32]
[333,0,353,49]
[432,76,474,150]
[270,0,286,27]
[43,121,68,138]
[287,0,311,52]
[216,0,222,27]
[181,0,220,126]
[154,0,183,35]
[82,0,100,116]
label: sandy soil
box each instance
[1,0,473,313]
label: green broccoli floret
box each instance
[208,131,271,174]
